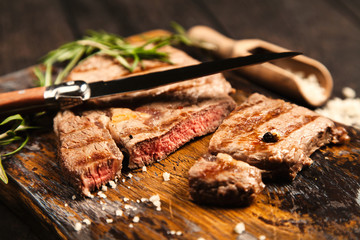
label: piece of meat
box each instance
[209,93,349,180]
[54,111,123,197]
[107,97,236,169]
[188,153,265,206]
[66,46,233,105]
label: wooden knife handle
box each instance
[0,87,46,112]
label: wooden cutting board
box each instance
[0,31,360,240]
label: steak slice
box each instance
[108,97,236,169]
[209,93,349,180]
[66,46,233,105]
[54,111,123,197]
[188,153,265,206]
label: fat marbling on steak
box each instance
[54,111,123,197]
[208,93,349,180]
[188,153,265,206]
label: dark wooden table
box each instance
[0,1,359,239]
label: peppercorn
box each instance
[262,132,278,143]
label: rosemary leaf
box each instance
[0,156,8,184]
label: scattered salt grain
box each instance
[162,172,170,181]
[74,222,82,232]
[101,185,108,192]
[127,173,133,178]
[123,197,129,202]
[197,238,205,240]
[83,219,91,225]
[234,222,245,234]
[316,87,360,129]
[141,197,148,202]
[133,216,140,223]
[136,199,140,203]
[129,223,134,228]
[176,231,182,236]
[106,218,113,223]
[64,203,68,207]
[149,194,161,211]
[115,209,123,216]
[259,235,266,240]
[109,180,117,188]
[122,178,126,183]
[170,230,176,235]
[142,166,147,172]
[72,195,76,200]
[343,87,356,98]
[127,186,131,189]
[102,206,106,211]
[98,191,107,199]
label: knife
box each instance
[0,52,300,116]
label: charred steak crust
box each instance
[108,97,236,169]
[54,111,123,196]
[188,153,265,206]
[209,93,350,180]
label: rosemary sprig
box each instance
[34,23,192,86]
[0,114,37,184]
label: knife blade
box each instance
[0,51,300,116]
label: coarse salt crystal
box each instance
[170,230,176,235]
[142,166,147,172]
[74,222,82,231]
[133,216,140,223]
[129,223,134,228]
[72,195,76,200]
[127,173,133,178]
[122,178,126,183]
[106,218,113,223]
[64,203,68,207]
[259,235,266,240]
[115,209,123,216]
[123,197,129,202]
[176,231,182,236]
[234,222,245,234]
[162,172,170,181]
[83,219,91,225]
[109,180,116,188]
[197,238,205,240]
[102,206,106,211]
[101,185,108,192]
[343,87,356,98]
[141,197,148,202]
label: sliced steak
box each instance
[54,111,123,197]
[108,97,236,169]
[188,153,265,206]
[209,93,349,180]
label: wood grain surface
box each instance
[1,1,360,240]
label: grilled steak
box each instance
[188,153,265,206]
[209,93,350,180]
[54,111,123,197]
[108,97,236,169]
[66,46,233,105]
